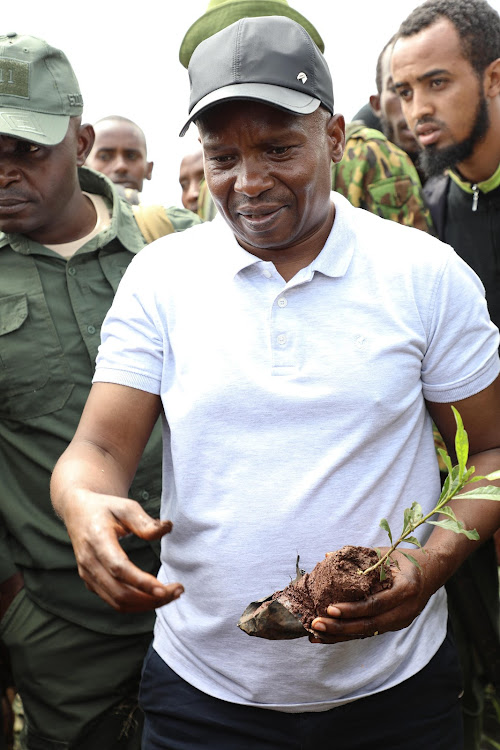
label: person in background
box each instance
[52,16,500,750]
[369,35,423,178]
[0,33,199,750]
[179,148,204,214]
[86,115,153,204]
[392,2,500,746]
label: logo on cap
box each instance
[0,59,29,98]
[297,72,308,84]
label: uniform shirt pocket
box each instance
[0,293,73,420]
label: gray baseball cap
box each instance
[179,15,334,136]
[0,33,83,145]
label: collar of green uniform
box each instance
[345,120,386,143]
[0,167,146,254]
[78,167,146,254]
[447,161,500,193]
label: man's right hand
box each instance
[62,489,183,613]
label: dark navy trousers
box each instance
[140,628,464,749]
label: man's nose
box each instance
[113,155,128,174]
[0,163,21,187]
[406,88,434,126]
[234,159,274,196]
[187,179,200,203]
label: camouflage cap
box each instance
[179,0,325,68]
[0,33,83,145]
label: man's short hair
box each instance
[396,0,500,77]
[375,34,396,94]
[94,115,148,146]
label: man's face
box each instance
[179,150,204,213]
[198,101,342,254]
[372,45,420,157]
[391,18,489,177]
[86,120,153,192]
[0,120,86,239]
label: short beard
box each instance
[417,93,490,179]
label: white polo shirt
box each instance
[94,192,499,712]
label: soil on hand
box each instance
[238,545,393,639]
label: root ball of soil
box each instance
[238,545,393,639]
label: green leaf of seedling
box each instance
[379,518,393,545]
[452,405,469,479]
[375,548,382,559]
[409,501,423,525]
[379,565,386,582]
[484,470,500,482]
[402,535,422,548]
[439,465,463,503]
[435,506,458,521]
[438,448,453,477]
[391,556,400,571]
[464,467,475,483]
[428,518,480,540]
[438,473,451,504]
[458,486,500,501]
[400,551,422,570]
[403,506,418,534]
[401,508,413,536]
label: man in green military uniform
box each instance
[0,33,200,750]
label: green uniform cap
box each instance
[179,0,324,68]
[0,32,83,145]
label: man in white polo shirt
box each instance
[51,16,500,750]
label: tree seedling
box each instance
[363,406,500,580]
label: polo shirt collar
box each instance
[212,192,356,282]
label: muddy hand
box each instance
[309,549,437,643]
[66,490,183,613]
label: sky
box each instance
[5,0,500,205]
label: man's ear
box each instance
[484,57,500,98]
[327,113,345,164]
[369,93,382,117]
[76,124,95,166]
[145,160,154,181]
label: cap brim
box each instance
[0,109,70,145]
[180,82,320,136]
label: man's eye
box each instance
[210,155,233,164]
[270,146,290,155]
[430,78,446,88]
[18,141,40,153]
[127,152,139,161]
[397,88,412,101]
[97,152,111,161]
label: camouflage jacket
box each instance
[331,121,433,233]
